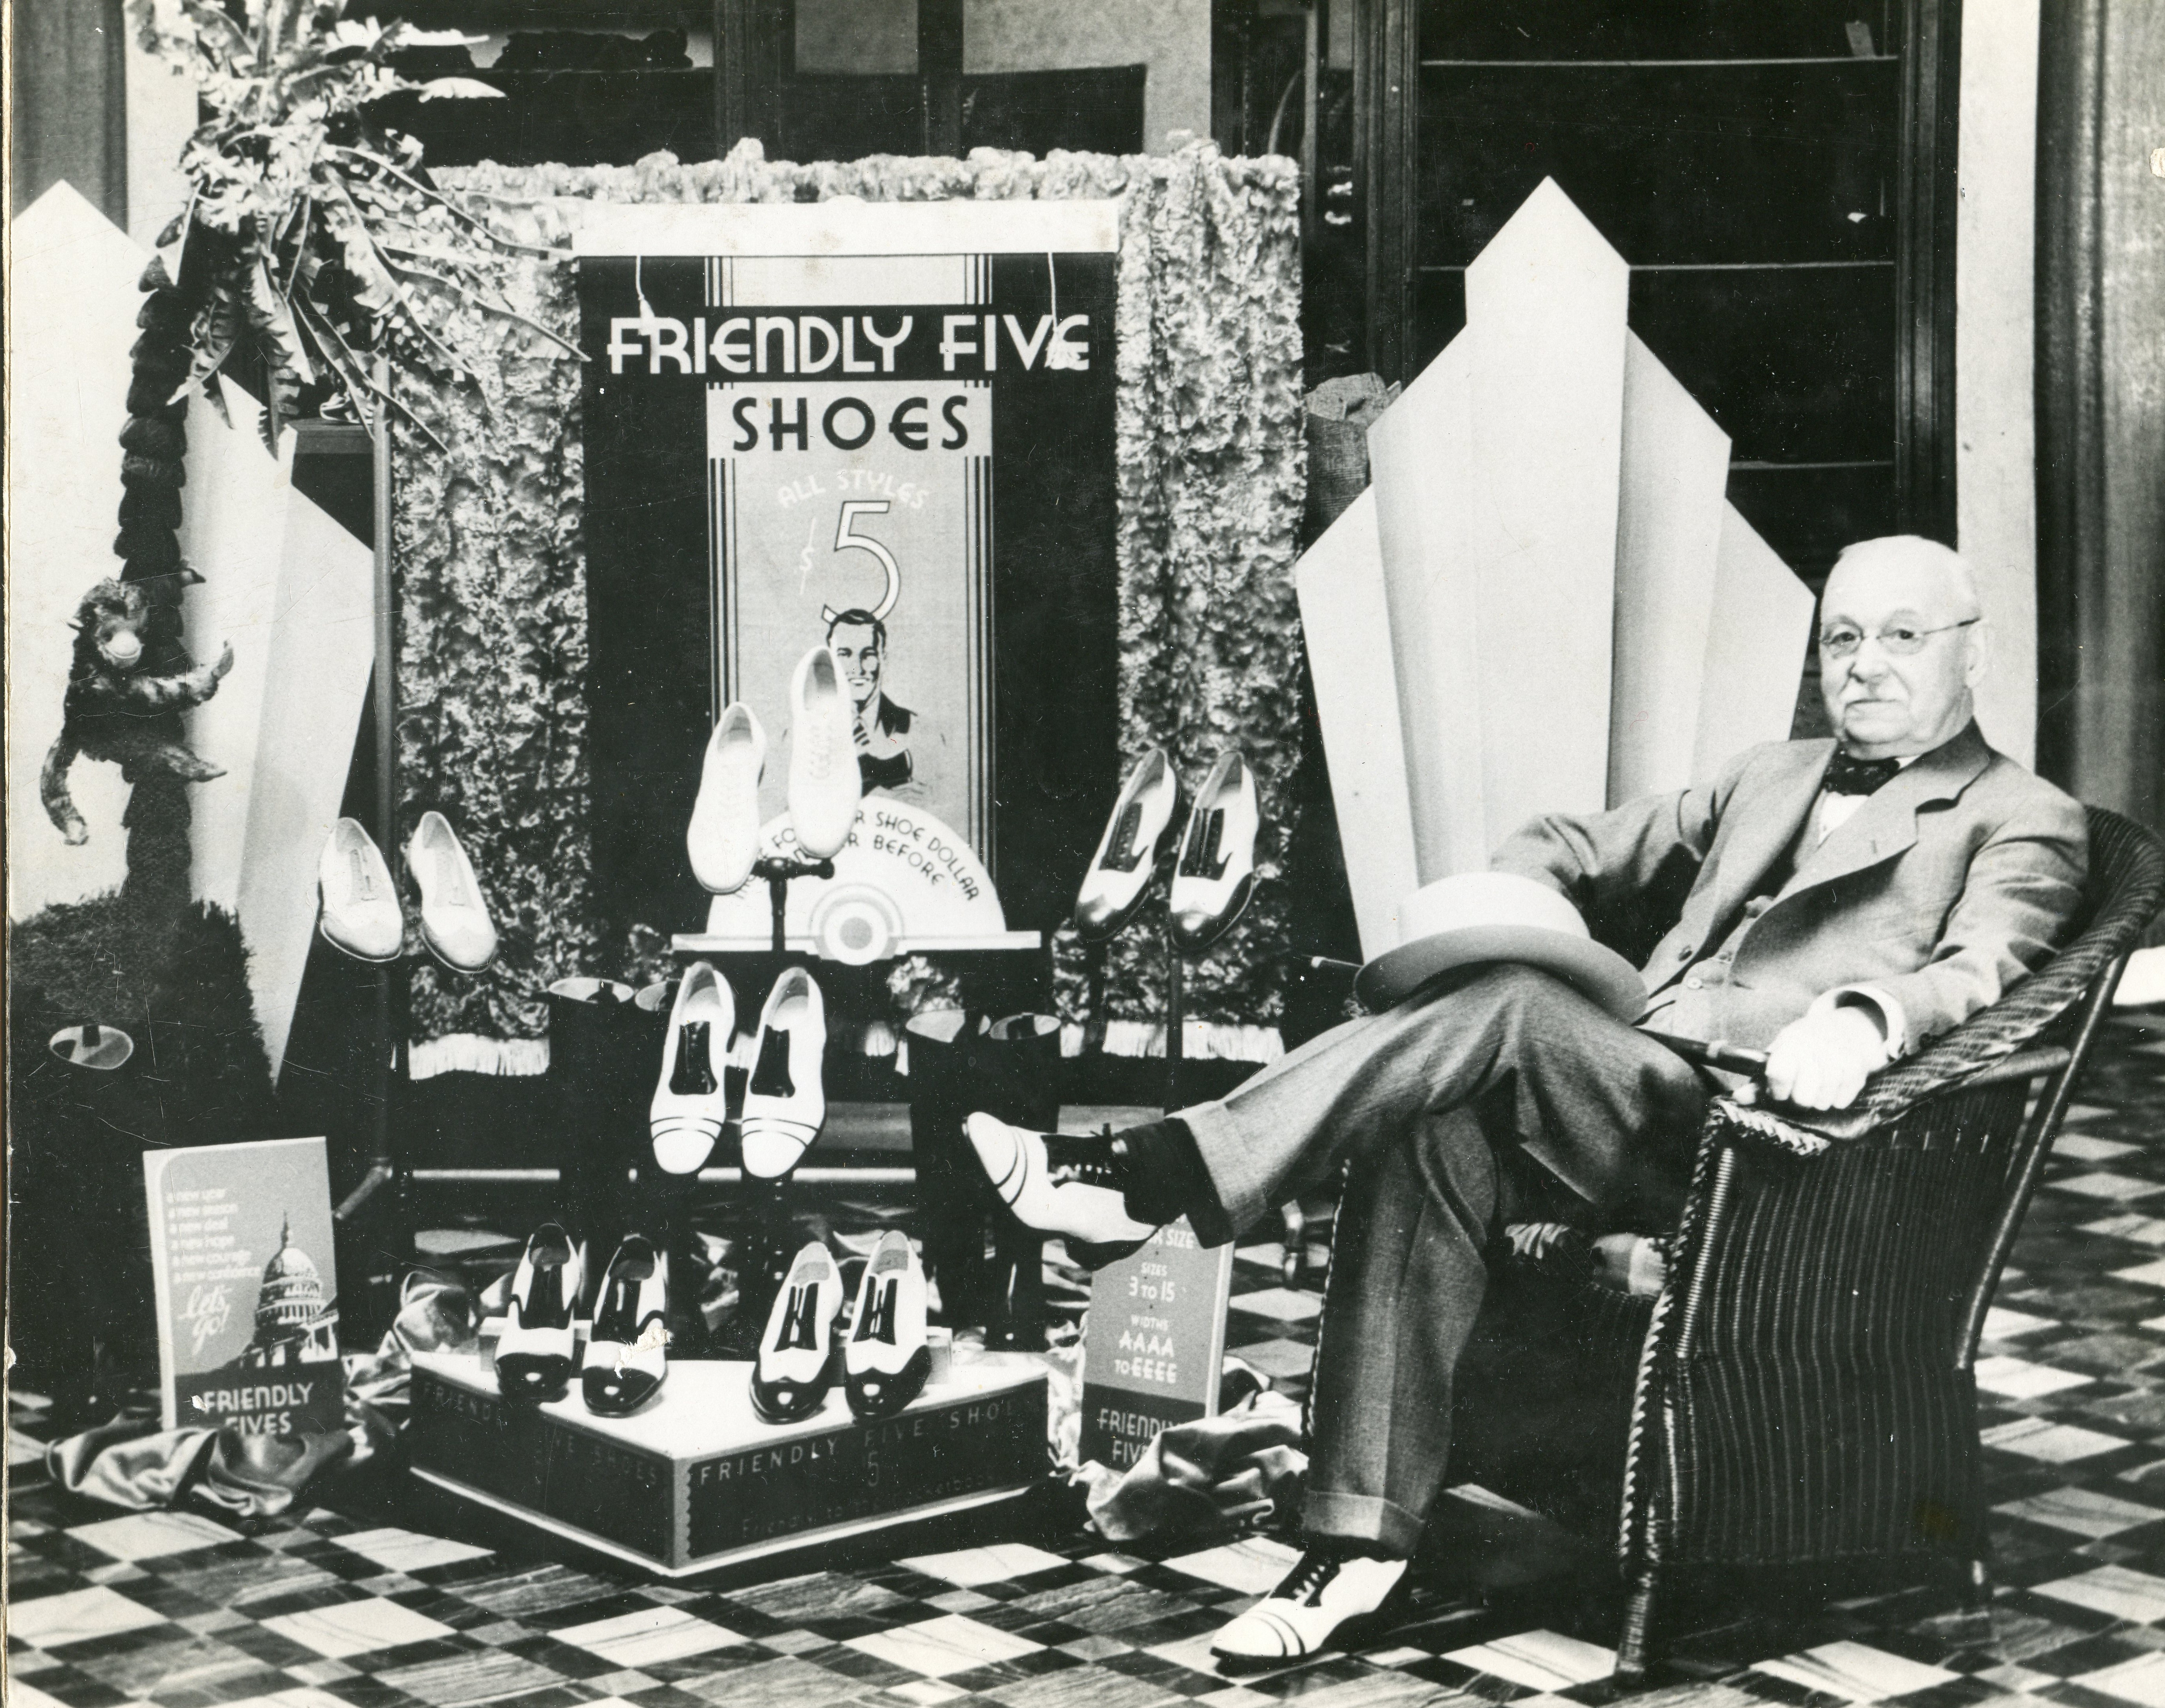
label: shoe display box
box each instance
[408,1350,1048,1576]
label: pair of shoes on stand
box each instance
[1074,747,1259,952]
[651,961,829,1178]
[688,645,863,893]
[749,1231,931,1423]
[318,813,498,972]
[495,1225,672,1416]
[901,1009,1060,1346]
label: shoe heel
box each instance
[1067,1235,1148,1273]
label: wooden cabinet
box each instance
[1357,0,1960,576]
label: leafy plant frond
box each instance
[125,0,574,437]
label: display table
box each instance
[409,1349,1048,1576]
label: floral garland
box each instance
[390,141,1305,1051]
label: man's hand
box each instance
[1763,1003,1889,1111]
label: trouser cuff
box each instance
[1176,1097,1262,1237]
[1301,1489,1425,1557]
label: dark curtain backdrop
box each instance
[8,0,128,223]
[2036,0,2165,944]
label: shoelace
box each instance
[347,845,378,899]
[802,710,833,781]
[772,1280,823,1352]
[1180,809,1229,880]
[1099,800,1146,873]
[1274,1551,1346,1607]
[854,1276,899,1344]
[424,843,472,908]
[669,1022,719,1095]
[749,1025,795,1098]
[1043,1135,1125,1190]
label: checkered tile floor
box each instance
[11,1010,2165,1708]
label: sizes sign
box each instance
[1078,1219,1236,1472]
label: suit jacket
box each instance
[1490,722,2089,1053]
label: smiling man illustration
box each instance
[827,607,936,803]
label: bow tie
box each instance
[1823,752,1904,796]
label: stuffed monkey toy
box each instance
[41,577,234,845]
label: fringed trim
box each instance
[1712,1097,1834,1157]
[1059,1022,1285,1064]
[407,1035,551,1080]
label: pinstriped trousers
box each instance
[1178,966,1710,1552]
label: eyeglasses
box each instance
[1819,618,1978,659]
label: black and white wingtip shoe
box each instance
[650,961,734,1175]
[963,1113,1157,1271]
[496,1224,585,1406]
[740,967,826,1180]
[1074,746,1187,943]
[844,1230,932,1420]
[582,1235,670,1417]
[1209,1546,1410,1671]
[751,1240,844,1424]
[1169,747,1259,954]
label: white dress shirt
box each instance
[1802,753,1918,1056]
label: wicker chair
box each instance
[1446,805,2165,1685]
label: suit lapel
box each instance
[1645,744,1831,989]
[1778,721,1993,898]
[1698,741,1831,925]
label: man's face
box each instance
[1817,549,1983,757]
[831,624,883,711]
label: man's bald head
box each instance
[1818,535,1991,758]
[1824,535,1982,622]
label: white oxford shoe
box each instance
[739,968,827,1178]
[1074,746,1186,943]
[1169,748,1259,954]
[785,646,862,860]
[962,1114,1156,1270]
[319,818,404,963]
[1209,1547,1409,1669]
[649,962,735,1175]
[688,702,767,894]
[406,812,498,973]
[845,1229,932,1419]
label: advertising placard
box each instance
[576,202,1121,942]
[143,1136,344,1436]
[1079,1218,1236,1471]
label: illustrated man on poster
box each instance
[827,607,942,806]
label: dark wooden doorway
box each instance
[1355,0,1961,579]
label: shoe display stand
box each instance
[407,1346,1048,1576]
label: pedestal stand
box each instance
[751,854,836,953]
[1163,914,1186,1112]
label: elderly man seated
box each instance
[965,535,2089,1666]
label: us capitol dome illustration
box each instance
[234,1214,340,1369]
